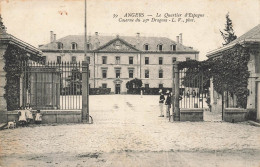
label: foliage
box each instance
[220,12,237,46]
[90,88,111,95]
[179,59,212,90]
[211,45,250,108]
[3,45,29,110]
[126,78,142,90]
[178,44,250,108]
[63,68,82,95]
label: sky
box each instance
[0,0,259,60]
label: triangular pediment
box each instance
[96,38,139,52]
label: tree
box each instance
[220,12,237,46]
[126,78,142,89]
[126,78,142,94]
[63,68,82,95]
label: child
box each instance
[35,110,42,124]
[25,103,33,124]
[18,109,27,126]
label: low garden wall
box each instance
[223,108,247,122]
[7,110,81,124]
[180,108,203,122]
[127,88,172,95]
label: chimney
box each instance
[53,34,56,42]
[176,36,179,43]
[94,32,100,49]
[136,32,140,45]
[179,33,183,44]
[50,31,54,43]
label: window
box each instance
[71,56,76,64]
[71,42,77,50]
[129,57,133,64]
[102,83,107,88]
[115,56,120,64]
[57,42,63,50]
[102,56,107,64]
[172,57,177,63]
[159,69,163,78]
[145,84,149,88]
[57,56,61,64]
[145,70,149,78]
[171,44,176,51]
[42,56,46,64]
[159,57,163,65]
[116,69,120,78]
[86,43,91,50]
[145,57,149,65]
[129,70,134,78]
[102,70,107,78]
[144,44,149,51]
[159,84,163,89]
[87,56,90,64]
[186,57,191,61]
[158,44,163,51]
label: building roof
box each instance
[0,33,42,56]
[207,24,260,58]
[0,15,42,58]
[39,33,198,53]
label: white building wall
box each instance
[42,51,198,93]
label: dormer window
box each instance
[71,42,77,50]
[171,44,176,51]
[86,43,91,50]
[144,44,149,51]
[57,42,63,50]
[157,44,163,51]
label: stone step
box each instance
[0,123,7,130]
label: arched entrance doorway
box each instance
[115,84,121,94]
[113,78,123,94]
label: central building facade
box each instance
[39,32,199,94]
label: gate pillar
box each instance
[82,61,89,123]
[173,62,180,121]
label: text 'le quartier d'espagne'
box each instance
[118,13,205,23]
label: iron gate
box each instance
[21,61,83,110]
[178,68,208,109]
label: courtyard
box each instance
[0,95,259,167]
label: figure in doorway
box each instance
[158,89,165,117]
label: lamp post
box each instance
[82,0,89,123]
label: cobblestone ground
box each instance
[0,95,260,167]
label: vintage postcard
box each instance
[0,0,259,166]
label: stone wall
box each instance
[223,108,247,122]
[7,110,81,124]
[180,108,203,121]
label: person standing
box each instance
[165,90,172,118]
[158,90,165,117]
